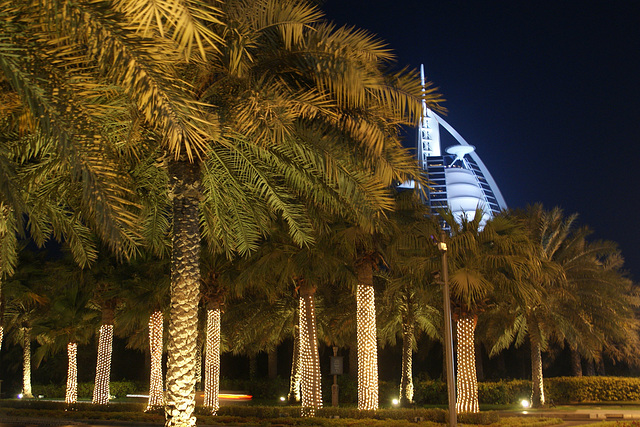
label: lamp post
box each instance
[439,230,457,427]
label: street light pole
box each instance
[438,230,457,427]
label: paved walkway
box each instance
[503,407,640,423]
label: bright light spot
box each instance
[392,398,399,406]
[17,394,23,399]
[280,396,286,402]
[521,399,530,408]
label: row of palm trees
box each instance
[2,196,638,416]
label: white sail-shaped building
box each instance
[400,66,507,224]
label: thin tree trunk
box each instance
[455,316,478,413]
[268,348,278,379]
[249,354,258,379]
[596,353,606,376]
[22,327,33,398]
[356,260,378,410]
[165,158,201,427]
[528,318,545,407]
[0,325,3,352]
[93,324,113,404]
[585,360,595,376]
[299,282,322,417]
[66,342,78,404]
[399,314,414,406]
[147,311,164,410]
[288,323,301,403]
[570,346,583,377]
[204,308,221,414]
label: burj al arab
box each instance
[399,66,508,224]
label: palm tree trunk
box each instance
[570,345,583,377]
[22,327,33,398]
[399,315,414,406]
[0,325,3,351]
[66,342,78,404]
[528,320,545,407]
[92,323,114,404]
[288,323,301,403]
[455,316,478,413]
[165,158,201,427]
[356,261,378,410]
[268,348,277,379]
[249,354,258,379]
[299,282,322,417]
[204,308,220,414]
[147,311,164,410]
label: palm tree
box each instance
[116,255,170,411]
[33,279,98,404]
[1,1,441,424]
[405,209,531,413]
[2,252,51,399]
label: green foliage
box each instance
[32,381,145,399]
[545,377,640,403]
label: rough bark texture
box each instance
[204,309,221,414]
[399,314,414,406]
[268,348,278,379]
[22,327,33,398]
[66,342,78,404]
[570,346,583,377]
[299,283,322,416]
[288,324,301,403]
[93,324,113,404]
[528,320,545,407]
[165,159,202,427]
[147,311,164,409]
[456,316,479,413]
[356,261,378,410]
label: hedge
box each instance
[28,376,640,406]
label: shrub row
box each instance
[27,376,640,406]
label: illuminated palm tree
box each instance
[33,279,98,405]
[116,255,170,410]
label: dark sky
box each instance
[322,0,640,279]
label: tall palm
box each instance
[487,205,572,407]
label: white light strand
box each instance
[456,317,479,413]
[22,328,33,398]
[400,322,414,403]
[93,324,113,405]
[288,325,301,403]
[204,309,220,414]
[299,293,322,416]
[356,284,378,410]
[66,342,78,404]
[0,325,3,351]
[147,311,164,410]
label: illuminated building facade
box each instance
[400,66,508,223]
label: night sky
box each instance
[322,1,640,279]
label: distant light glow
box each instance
[521,399,531,408]
[392,398,399,406]
[17,393,23,399]
[280,396,286,402]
